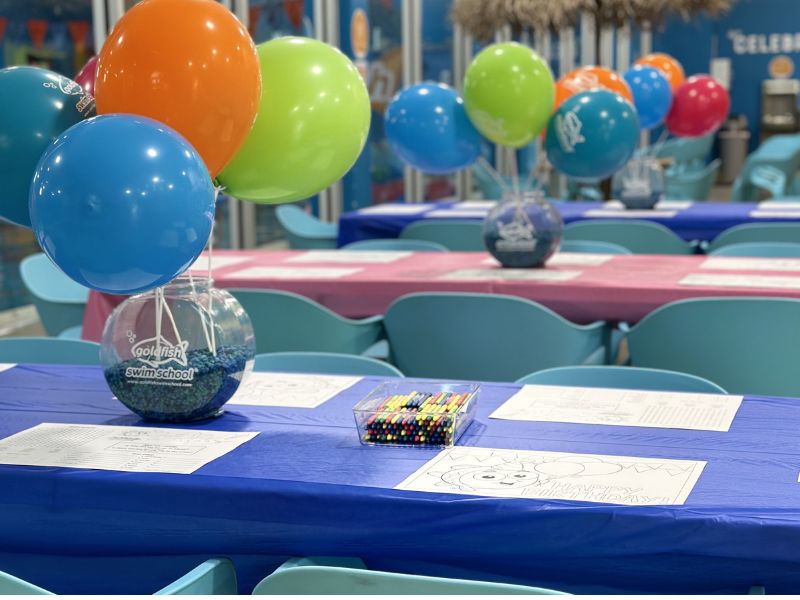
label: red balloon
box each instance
[74,55,98,96]
[665,75,730,138]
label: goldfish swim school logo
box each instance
[495,210,536,252]
[555,110,585,153]
[43,75,95,116]
[131,335,189,368]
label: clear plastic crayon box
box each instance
[353,381,479,448]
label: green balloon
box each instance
[464,42,554,148]
[218,37,370,203]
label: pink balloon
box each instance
[74,56,98,97]
[665,75,730,138]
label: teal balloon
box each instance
[545,90,640,180]
[0,67,95,228]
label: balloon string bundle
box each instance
[153,286,185,358]
[477,156,511,197]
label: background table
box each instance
[0,363,799,594]
[337,200,800,246]
[83,250,800,341]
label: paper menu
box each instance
[441,269,581,282]
[0,364,15,373]
[490,385,743,432]
[189,255,251,272]
[425,209,489,218]
[605,200,692,210]
[582,209,678,219]
[701,257,800,272]
[757,201,800,210]
[749,210,800,219]
[229,372,361,408]
[358,204,432,215]
[679,273,800,289]
[546,253,614,266]
[453,201,498,209]
[286,250,411,264]
[396,446,706,505]
[0,423,257,474]
[227,266,362,280]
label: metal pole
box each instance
[616,21,631,71]
[107,0,125,29]
[599,25,614,68]
[402,0,424,202]
[640,22,653,146]
[494,25,513,179]
[580,11,596,65]
[92,0,107,49]
[453,23,473,200]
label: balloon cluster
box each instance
[1,0,370,295]
[383,45,730,184]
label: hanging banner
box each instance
[27,20,48,49]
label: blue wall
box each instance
[654,0,800,150]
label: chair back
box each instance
[155,558,237,595]
[564,220,693,255]
[516,365,726,393]
[253,557,564,595]
[0,571,51,595]
[384,292,606,382]
[559,240,632,255]
[254,351,403,377]
[229,289,384,355]
[400,220,484,251]
[709,242,800,257]
[0,338,99,365]
[275,205,338,249]
[626,297,800,396]
[707,223,800,253]
[342,239,448,252]
[665,159,720,200]
[19,253,89,337]
[654,134,714,171]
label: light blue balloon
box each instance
[30,115,215,294]
[623,65,673,130]
[384,82,482,174]
[0,66,95,228]
[545,90,640,180]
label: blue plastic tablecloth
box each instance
[1,364,800,594]
[336,200,799,247]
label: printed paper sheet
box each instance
[229,372,361,408]
[286,250,411,264]
[397,446,705,505]
[227,266,362,280]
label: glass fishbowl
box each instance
[612,156,665,209]
[482,191,564,268]
[101,276,255,422]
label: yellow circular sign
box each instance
[769,55,794,79]
[351,8,369,59]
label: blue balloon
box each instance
[384,82,482,174]
[0,66,95,228]
[623,65,673,130]
[30,115,215,294]
[545,90,640,180]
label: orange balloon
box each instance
[635,53,685,92]
[95,0,261,177]
[554,66,633,109]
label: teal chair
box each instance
[709,242,800,257]
[0,338,99,365]
[254,351,403,377]
[0,558,236,595]
[384,293,606,382]
[565,179,604,201]
[559,240,632,255]
[653,134,714,173]
[342,239,448,252]
[564,220,695,255]
[731,134,800,201]
[665,159,720,200]
[400,221,484,251]
[229,289,384,355]
[252,557,564,595]
[516,365,727,393]
[707,223,800,253]
[19,253,89,337]
[624,297,800,396]
[275,205,338,250]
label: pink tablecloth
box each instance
[82,249,800,341]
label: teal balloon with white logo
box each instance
[545,89,640,180]
[0,66,95,227]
